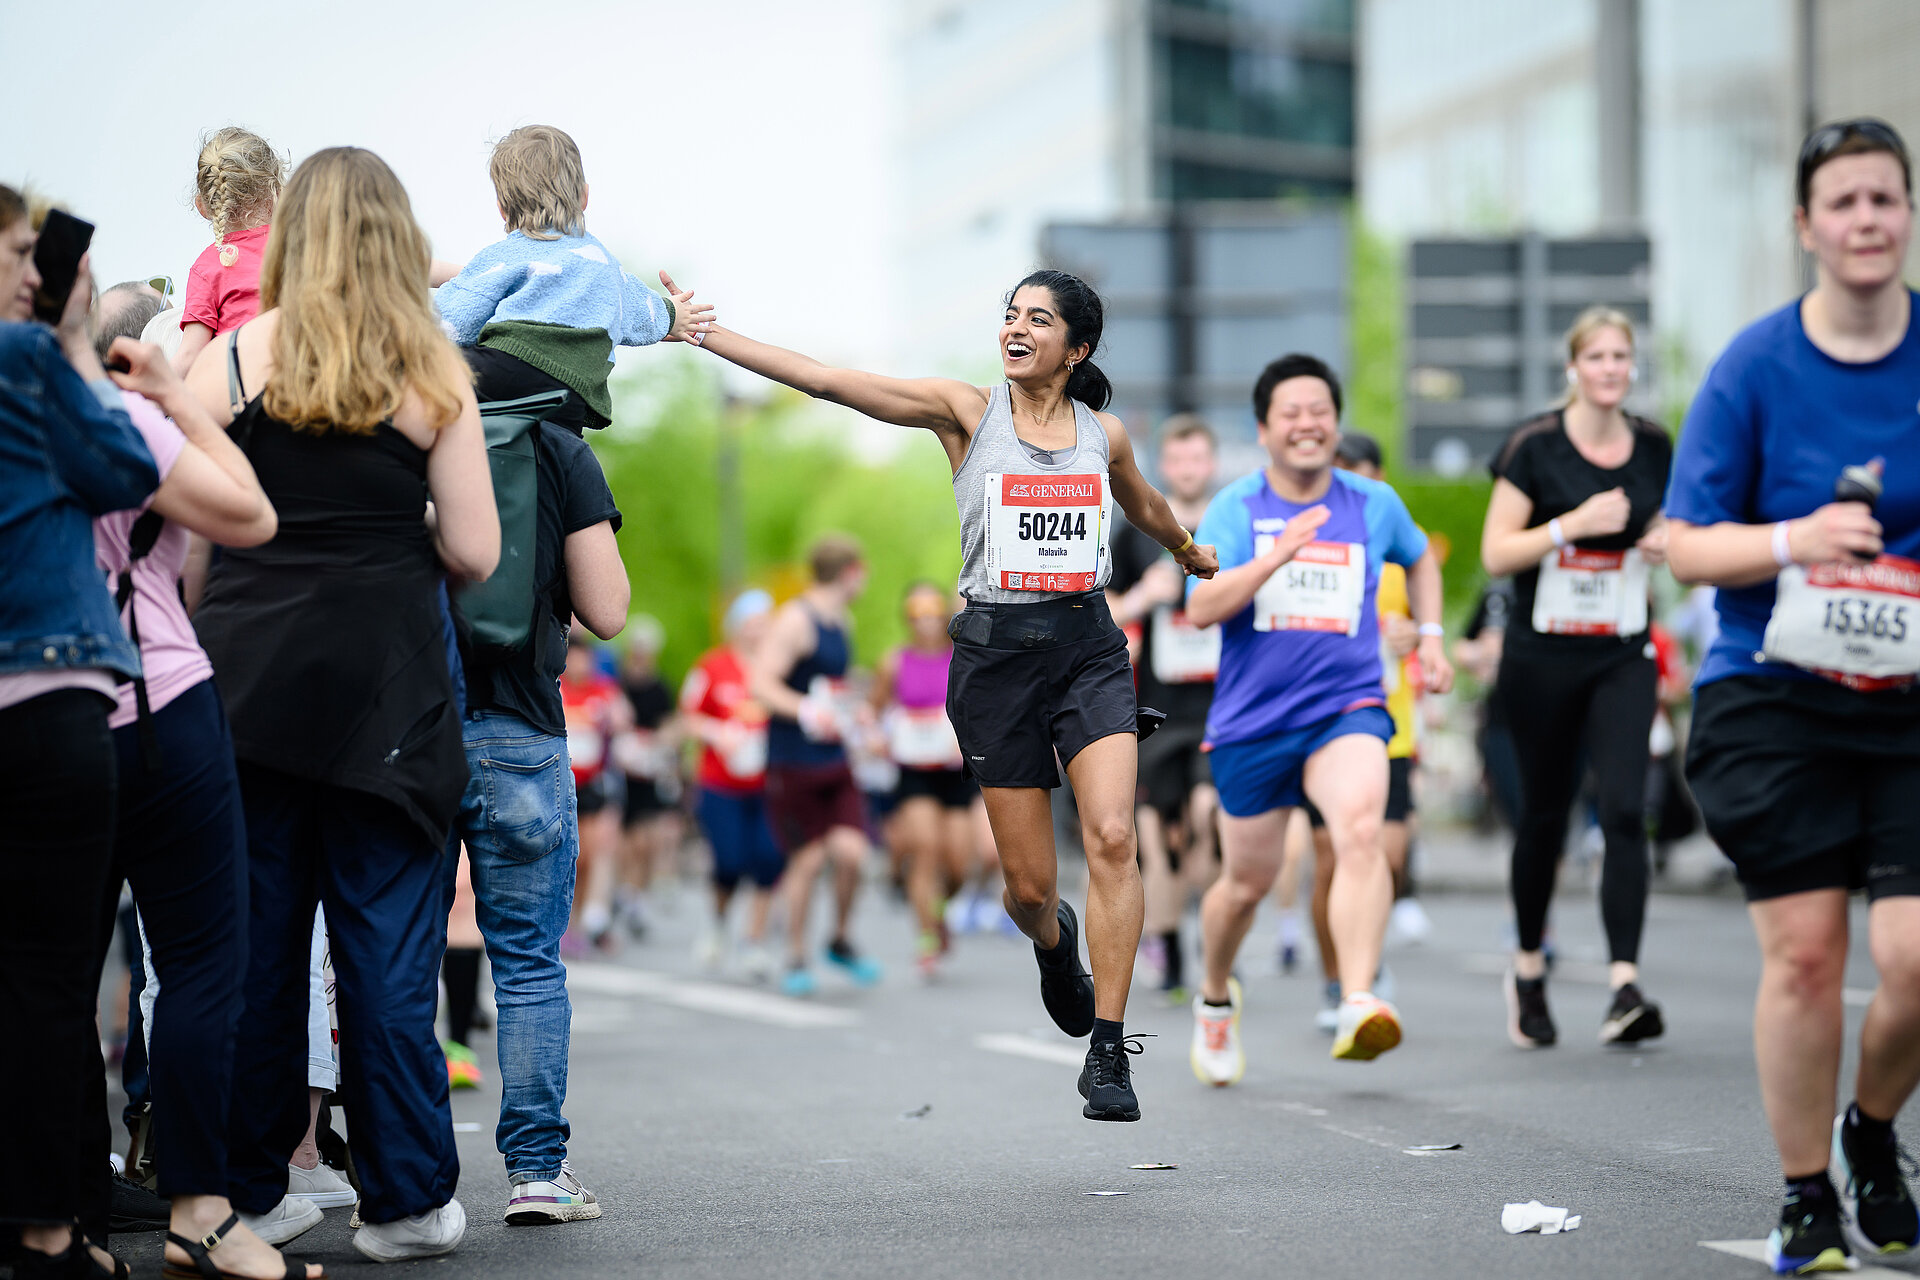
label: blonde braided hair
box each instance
[194,127,285,262]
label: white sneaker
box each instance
[1190,978,1246,1087]
[505,1160,602,1224]
[1389,898,1433,946]
[1314,980,1342,1034]
[286,1160,357,1209]
[353,1197,466,1262]
[741,943,777,983]
[239,1195,323,1245]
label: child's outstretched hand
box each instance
[660,270,715,345]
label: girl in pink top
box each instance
[172,127,284,376]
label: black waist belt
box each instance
[950,593,1118,651]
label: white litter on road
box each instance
[1502,1201,1581,1234]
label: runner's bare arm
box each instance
[1405,545,1454,694]
[1101,415,1218,579]
[696,325,988,440]
[1185,505,1331,629]
[1668,509,1884,588]
[1481,477,1629,575]
[867,651,898,715]
[748,604,815,721]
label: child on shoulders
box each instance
[172,127,284,375]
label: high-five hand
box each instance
[659,270,716,344]
[1268,504,1332,565]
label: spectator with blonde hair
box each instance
[171,127,284,376]
[183,146,498,1264]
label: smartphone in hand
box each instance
[31,209,94,325]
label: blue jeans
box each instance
[451,710,578,1182]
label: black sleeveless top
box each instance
[194,399,465,847]
[767,602,851,770]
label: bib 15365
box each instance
[1762,556,1920,690]
[1532,547,1649,636]
[1252,540,1366,635]
[983,472,1107,592]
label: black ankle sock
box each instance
[1161,930,1183,987]
[1202,996,1231,1008]
[1848,1101,1896,1148]
[1786,1172,1835,1204]
[443,947,482,1048]
[1091,1018,1124,1047]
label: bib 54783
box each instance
[1763,556,1920,690]
[1252,540,1366,635]
[1532,547,1649,636]
[983,472,1108,593]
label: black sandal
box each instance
[162,1212,322,1280]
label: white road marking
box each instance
[1701,1238,1907,1275]
[974,1032,1086,1067]
[566,963,860,1029]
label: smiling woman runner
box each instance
[691,269,1217,1121]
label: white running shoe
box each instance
[1190,978,1246,1086]
[1331,992,1403,1061]
[1314,980,1342,1034]
[693,921,726,971]
[239,1195,323,1245]
[505,1161,603,1224]
[1388,898,1433,946]
[286,1160,357,1209]
[740,943,777,983]
[353,1198,467,1262]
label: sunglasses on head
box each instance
[1797,118,1910,198]
[147,275,174,306]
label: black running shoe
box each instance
[1505,971,1556,1048]
[1034,901,1096,1038]
[110,1168,169,1233]
[1766,1187,1851,1274]
[1078,1034,1146,1122]
[1833,1113,1920,1257]
[1599,982,1665,1045]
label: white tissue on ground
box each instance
[1502,1200,1582,1234]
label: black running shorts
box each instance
[947,629,1136,789]
[895,767,979,810]
[1137,721,1213,821]
[1686,675,1920,901]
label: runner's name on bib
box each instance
[1149,605,1220,683]
[1251,540,1366,635]
[886,706,962,768]
[984,472,1107,592]
[1532,547,1649,636]
[1762,556,1920,689]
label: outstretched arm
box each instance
[691,312,987,441]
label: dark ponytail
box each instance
[1006,269,1113,411]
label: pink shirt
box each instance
[182,223,270,334]
[93,393,215,729]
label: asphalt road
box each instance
[101,866,1919,1280]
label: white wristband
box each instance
[1548,518,1568,550]
[1417,623,1444,638]
[1772,520,1795,568]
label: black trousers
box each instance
[0,688,119,1229]
[78,679,249,1231]
[1496,645,1658,964]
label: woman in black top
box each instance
[185,147,497,1263]
[1480,306,1671,1050]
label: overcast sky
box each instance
[1,0,896,380]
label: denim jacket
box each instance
[0,322,159,679]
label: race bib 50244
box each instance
[984,472,1108,592]
[1252,540,1366,635]
[1763,556,1920,690]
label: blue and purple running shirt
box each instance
[1191,467,1428,747]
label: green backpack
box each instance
[455,388,573,654]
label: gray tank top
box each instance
[954,384,1114,604]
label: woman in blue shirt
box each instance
[0,185,160,1280]
[1668,119,1920,1275]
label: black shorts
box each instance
[1137,721,1213,820]
[896,767,979,810]
[1686,675,1920,902]
[946,602,1136,790]
[623,777,669,826]
[575,769,622,817]
[1304,756,1415,829]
